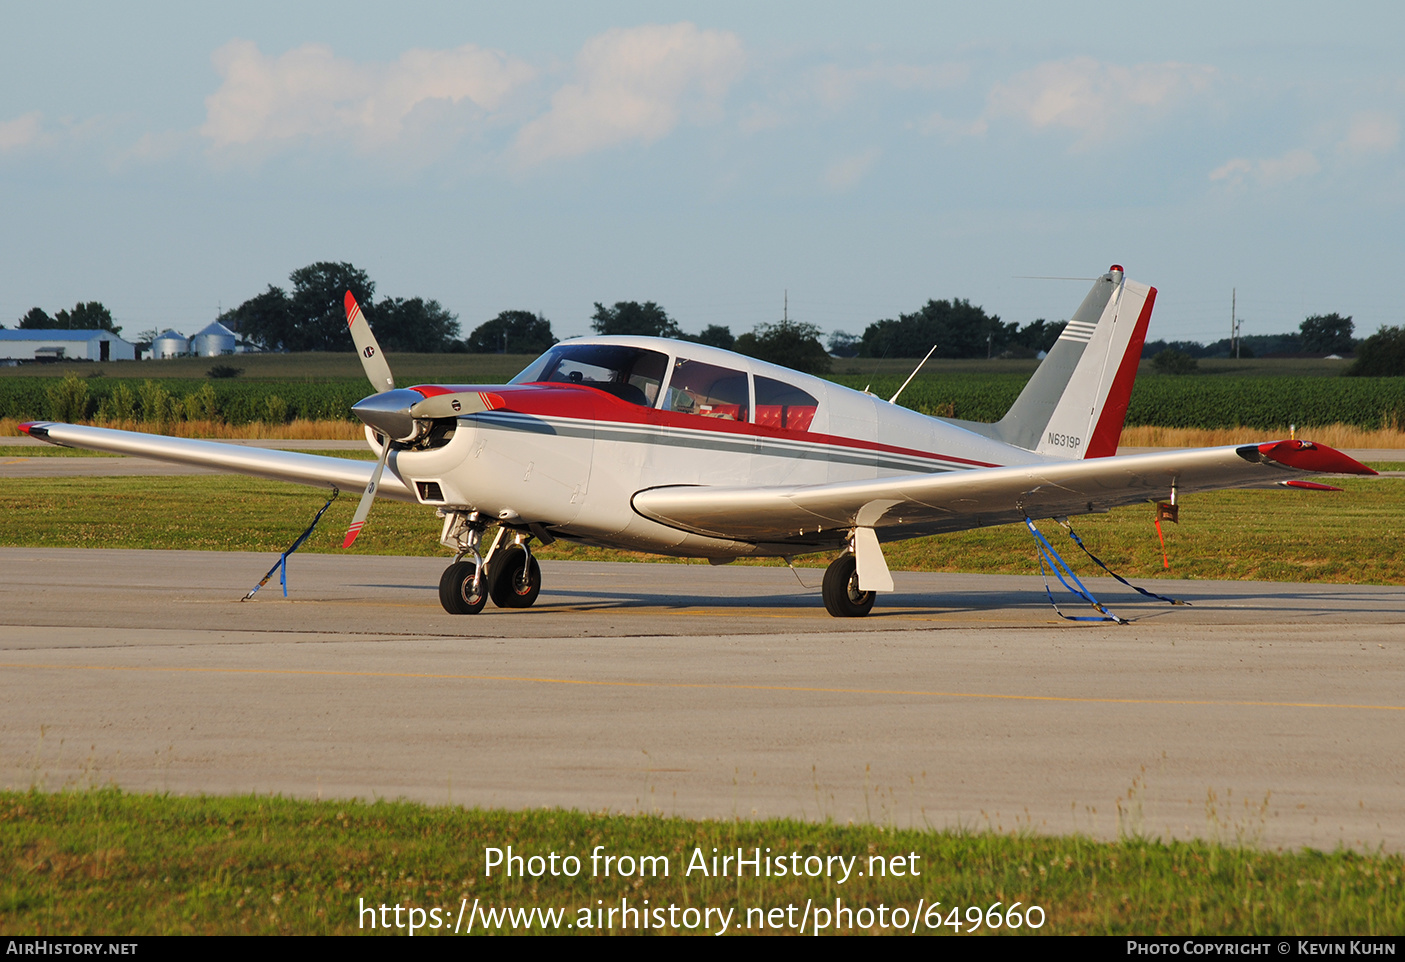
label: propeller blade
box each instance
[343,441,392,548]
[344,291,395,394]
[408,390,505,420]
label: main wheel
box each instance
[439,561,487,614]
[822,553,875,618]
[489,545,542,608]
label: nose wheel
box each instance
[822,553,875,618]
[439,561,488,614]
[436,522,543,614]
[488,544,542,608]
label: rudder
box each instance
[993,266,1155,459]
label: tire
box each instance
[822,553,875,618]
[439,561,487,615]
[489,545,542,609]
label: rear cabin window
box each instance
[662,359,749,422]
[510,344,667,406]
[754,376,818,432]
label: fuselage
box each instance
[380,336,1061,559]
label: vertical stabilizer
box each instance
[993,266,1155,458]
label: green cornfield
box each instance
[4,371,1405,430]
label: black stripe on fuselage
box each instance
[467,412,980,476]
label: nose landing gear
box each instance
[439,561,488,614]
[488,544,542,608]
[435,510,544,615]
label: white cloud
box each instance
[513,23,744,166]
[1339,111,1400,156]
[1210,148,1320,186]
[987,56,1215,146]
[0,112,44,152]
[910,111,987,140]
[822,147,881,192]
[809,61,968,110]
[200,39,535,151]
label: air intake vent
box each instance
[416,481,444,503]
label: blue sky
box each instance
[2,2,1402,346]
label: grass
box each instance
[2,789,1400,935]
[1116,424,1405,450]
[0,474,1401,584]
[0,445,123,458]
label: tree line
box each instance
[1143,313,1358,361]
[16,266,1403,377]
[1143,312,1405,377]
[8,303,122,335]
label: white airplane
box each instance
[18,266,1375,617]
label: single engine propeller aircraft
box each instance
[18,266,1375,617]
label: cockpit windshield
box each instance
[510,343,669,407]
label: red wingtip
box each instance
[1258,440,1377,475]
[17,421,35,436]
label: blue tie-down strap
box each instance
[242,488,339,601]
[1023,518,1127,624]
[1061,523,1189,606]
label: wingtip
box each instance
[1257,440,1377,475]
[17,421,34,436]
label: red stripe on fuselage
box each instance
[410,382,1002,469]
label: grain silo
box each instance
[190,321,238,357]
[152,330,189,359]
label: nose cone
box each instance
[351,388,424,441]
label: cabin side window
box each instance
[662,359,750,422]
[754,376,818,432]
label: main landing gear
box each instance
[822,552,875,618]
[435,511,544,615]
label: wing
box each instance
[17,421,415,502]
[631,441,1376,543]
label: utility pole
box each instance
[1231,288,1239,359]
